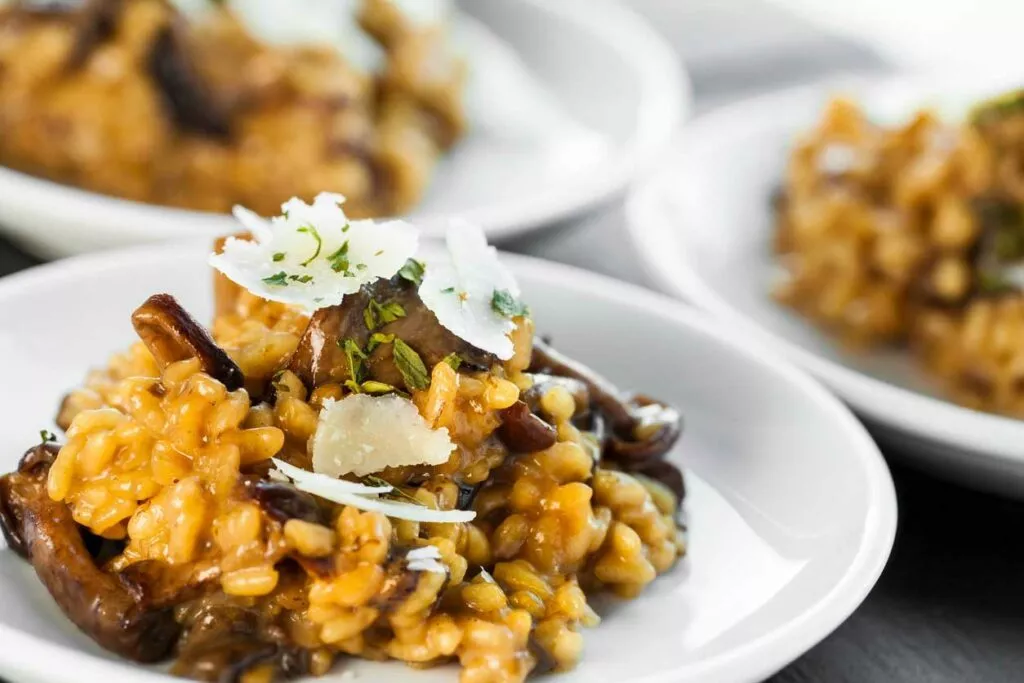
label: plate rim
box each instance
[624,75,1024,468]
[0,0,690,257]
[0,241,895,683]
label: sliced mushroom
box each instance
[0,445,180,662]
[245,479,327,526]
[132,293,244,391]
[498,401,557,453]
[66,0,121,67]
[147,21,232,138]
[529,340,684,506]
[288,275,496,390]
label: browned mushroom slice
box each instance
[529,340,684,506]
[147,21,232,138]
[0,445,180,662]
[289,275,496,390]
[132,293,244,391]
[66,0,122,67]
[498,401,557,453]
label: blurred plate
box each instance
[766,0,1024,72]
[625,73,1024,497]
[0,242,893,682]
[0,0,687,258]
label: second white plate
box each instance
[626,74,1024,497]
[0,0,686,259]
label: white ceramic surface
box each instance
[625,74,1024,497]
[766,0,1024,73]
[0,0,687,258]
[0,243,894,683]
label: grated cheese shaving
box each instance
[210,193,418,313]
[418,220,524,359]
[311,394,455,477]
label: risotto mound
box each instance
[0,239,685,682]
[774,91,1024,415]
[0,0,464,217]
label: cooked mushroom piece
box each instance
[147,22,232,138]
[498,401,557,453]
[132,293,245,390]
[0,444,181,662]
[529,340,684,505]
[288,275,496,390]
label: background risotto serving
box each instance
[0,0,465,217]
[0,195,686,683]
[773,89,1024,416]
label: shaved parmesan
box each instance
[406,544,447,574]
[418,220,524,359]
[210,193,418,313]
[294,484,476,523]
[271,458,393,496]
[312,394,455,477]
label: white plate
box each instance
[0,243,894,683]
[765,0,1024,73]
[0,0,687,259]
[625,74,1024,497]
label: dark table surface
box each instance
[2,227,1023,683]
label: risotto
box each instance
[0,196,686,682]
[773,89,1024,415]
[0,0,465,217]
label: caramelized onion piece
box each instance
[132,293,244,391]
[498,401,557,453]
[247,480,327,526]
[0,445,180,662]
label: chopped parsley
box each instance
[297,224,322,267]
[327,241,351,274]
[262,271,289,286]
[366,332,395,353]
[364,299,407,330]
[39,429,57,444]
[392,339,430,391]
[272,252,286,262]
[288,274,314,284]
[339,338,368,383]
[398,258,426,286]
[441,353,463,371]
[441,287,455,294]
[360,380,399,394]
[491,289,529,318]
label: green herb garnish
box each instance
[273,252,286,262]
[39,429,57,444]
[344,379,363,394]
[366,332,395,353]
[441,353,463,371]
[262,271,289,286]
[361,380,399,394]
[392,339,430,391]
[398,258,426,286]
[364,299,406,330]
[363,475,425,506]
[491,289,529,318]
[297,225,322,266]
[441,287,455,294]
[327,241,351,274]
[288,274,314,284]
[340,338,368,383]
